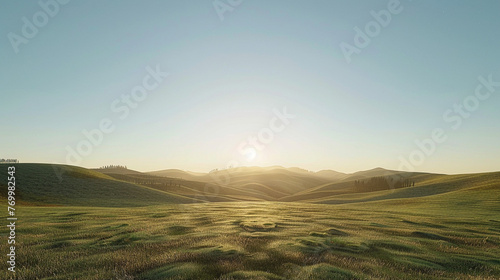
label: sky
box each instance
[1,0,499,174]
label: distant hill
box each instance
[340,167,408,181]
[91,167,145,175]
[0,164,197,207]
[147,169,207,180]
[348,171,500,219]
[206,167,331,198]
[289,171,500,204]
[315,169,348,181]
[102,166,331,201]
[4,164,498,206]
[100,166,500,203]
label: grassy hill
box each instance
[97,171,277,202]
[356,171,500,215]
[91,167,146,175]
[143,166,431,202]
[2,175,499,279]
[147,169,207,180]
[101,166,332,201]
[213,167,330,197]
[298,171,500,204]
[16,164,499,206]
[142,166,447,202]
[0,164,499,279]
[0,163,197,207]
[315,169,348,181]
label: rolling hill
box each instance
[147,169,207,180]
[3,165,499,279]
[106,166,332,201]
[100,165,500,206]
[0,163,198,207]
[292,171,500,205]
[4,164,499,207]
[2,163,499,279]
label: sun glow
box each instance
[245,147,257,162]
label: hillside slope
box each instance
[5,164,498,206]
[306,171,500,204]
[0,164,197,207]
[147,169,207,180]
[347,171,500,219]
[139,166,332,200]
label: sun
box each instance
[245,147,257,162]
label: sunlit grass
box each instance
[1,200,499,279]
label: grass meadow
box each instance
[1,200,499,280]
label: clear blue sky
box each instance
[1,0,499,174]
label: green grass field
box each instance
[2,200,500,279]
[1,164,499,279]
